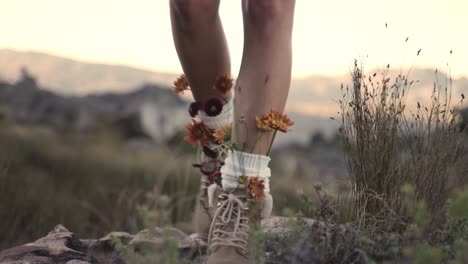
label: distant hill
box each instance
[2,49,468,115]
[0,49,177,95]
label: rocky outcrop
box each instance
[0,217,370,264]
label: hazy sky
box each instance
[2,0,467,78]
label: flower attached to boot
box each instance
[210,171,222,185]
[188,101,201,118]
[212,123,232,144]
[214,74,233,95]
[193,161,222,186]
[193,160,219,176]
[184,120,213,146]
[256,109,295,133]
[204,97,224,117]
[173,74,190,94]
[248,177,265,202]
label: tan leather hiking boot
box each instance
[207,190,263,264]
[193,174,222,240]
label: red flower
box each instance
[184,120,212,146]
[193,160,219,176]
[248,177,265,201]
[214,74,233,94]
[188,102,201,118]
[204,98,224,117]
[210,171,222,185]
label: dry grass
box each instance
[337,60,465,234]
[0,122,200,250]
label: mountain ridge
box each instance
[1,49,467,118]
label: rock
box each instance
[0,217,361,264]
[0,225,99,264]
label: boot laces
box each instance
[208,193,250,256]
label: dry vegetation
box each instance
[331,61,468,263]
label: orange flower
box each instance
[248,177,265,201]
[256,109,295,133]
[213,124,232,144]
[173,74,190,94]
[214,74,233,94]
[184,120,212,146]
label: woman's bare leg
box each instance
[233,0,296,155]
[170,0,231,102]
[170,0,231,238]
[207,1,295,262]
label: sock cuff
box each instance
[198,98,233,129]
[222,150,271,175]
[221,150,271,192]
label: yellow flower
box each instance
[238,176,248,185]
[256,109,295,133]
[173,74,190,94]
[212,124,232,144]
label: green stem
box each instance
[266,130,277,156]
[196,144,201,163]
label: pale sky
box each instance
[1,0,467,78]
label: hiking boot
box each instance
[207,190,263,264]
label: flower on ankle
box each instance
[214,74,233,95]
[184,120,213,146]
[188,101,201,118]
[204,97,224,117]
[248,177,265,201]
[256,109,295,133]
[196,160,219,176]
[173,74,190,94]
[212,124,232,144]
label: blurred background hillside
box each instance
[1,0,468,253]
[0,53,351,250]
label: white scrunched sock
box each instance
[198,98,233,129]
[220,150,274,218]
[221,150,271,192]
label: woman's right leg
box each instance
[170,0,231,239]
